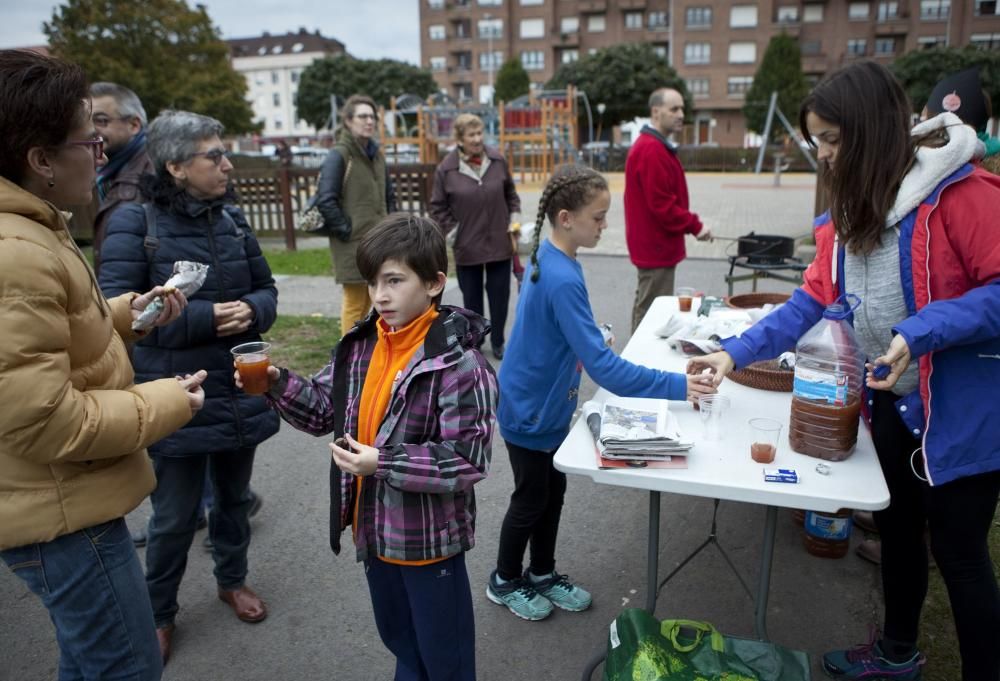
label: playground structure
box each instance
[377,86,579,184]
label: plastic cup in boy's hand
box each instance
[232,342,273,395]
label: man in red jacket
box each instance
[625,87,712,332]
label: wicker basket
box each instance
[728,359,794,392]
[725,292,791,309]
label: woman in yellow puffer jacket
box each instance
[0,50,205,681]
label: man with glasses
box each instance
[72,82,154,274]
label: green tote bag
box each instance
[603,608,811,681]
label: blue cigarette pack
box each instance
[763,468,799,483]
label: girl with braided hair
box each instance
[487,165,717,621]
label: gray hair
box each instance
[90,82,147,126]
[146,110,225,175]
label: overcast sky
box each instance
[0,1,422,64]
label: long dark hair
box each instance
[799,61,913,255]
[529,165,608,282]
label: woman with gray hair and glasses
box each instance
[98,110,280,665]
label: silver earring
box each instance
[48,180,55,188]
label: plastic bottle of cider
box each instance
[788,295,866,461]
[803,509,853,558]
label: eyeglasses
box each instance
[353,113,377,121]
[190,148,230,165]
[92,114,133,127]
[64,136,105,161]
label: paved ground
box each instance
[284,171,819,261]
[1,172,888,681]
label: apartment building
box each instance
[419,0,1000,146]
[229,29,346,139]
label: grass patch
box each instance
[918,508,999,680]
[264,314,341,376]
[263,247,459,278]
[263,248,334,276]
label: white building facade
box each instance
[228,29,346,139]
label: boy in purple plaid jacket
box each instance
[238,214,497,680]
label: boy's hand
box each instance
[232,365,281,392]
[686,351,735,387]
[330,434,378,476]
[686,373,717,406]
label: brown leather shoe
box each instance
[853,510,878,534]
[856,538,882,565]
[155,624,175,665]
[217,585,268,623]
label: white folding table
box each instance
[554,296,890,676]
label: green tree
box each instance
[296,55,438,130]
[494,58,530,103]
[742,33,809,140]
[546,43,688,125]
[45,0,257,134]
[891,46,1000,116]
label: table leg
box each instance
[646,490,661,613]
[581,489,662,681]
[754,505,778,641]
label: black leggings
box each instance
[456,260,511,350]
[870,391,1000,681]
[495,442,567,581]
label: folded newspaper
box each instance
[583,399,693,459]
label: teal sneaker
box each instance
[486,570,553,621]
[527,571,592,612]
[822,638,924,680]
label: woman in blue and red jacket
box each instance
[690,62,1000,681]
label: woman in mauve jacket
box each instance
[430,113,521,360]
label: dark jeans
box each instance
[364,553,475,681]
[145,447,257,627]
[1,518,162,681]
[456,260,511,350]
[495,441,567,581]
[870,391,1000,680]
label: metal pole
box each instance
[754,91,778,174]
[668,0,675,67]
[578,89,594,166]
[486,14,494,104]
[646,491,661,612]
[754,505,778,641]
[774,107,817,170]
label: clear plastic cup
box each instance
[232,342,271,395]
[698,394,731,441]
[749,417,783,463]
[676,287,696,312]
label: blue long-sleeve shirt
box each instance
[498,239,687,451]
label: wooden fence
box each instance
[231,163,437,250]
